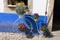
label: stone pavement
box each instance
[0,31,60,40]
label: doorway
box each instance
[52,0,60,31]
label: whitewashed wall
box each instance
[0,0,54,31]
[3,0,48,15]
[32,0,47,15]
[4,0,16,13]
[4,0,33,13]
[32,0,54,31]
[0,0,4,12]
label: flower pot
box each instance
[34,14,39,21]
[18,23,26,32]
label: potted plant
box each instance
[40,26,47,32]
[34,13,39,21]
[18,23,26,32]
[40,25,53,37]
[16,1,28,18]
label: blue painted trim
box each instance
[0,13,48,35]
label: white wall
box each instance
[3,0,49,15]
[4,0,32,13]
[4,0,16,13]
[32,0,48,15]
[0,0,4,12]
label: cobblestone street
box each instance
[0,31,60,40]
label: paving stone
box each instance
[0,31,60,40]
